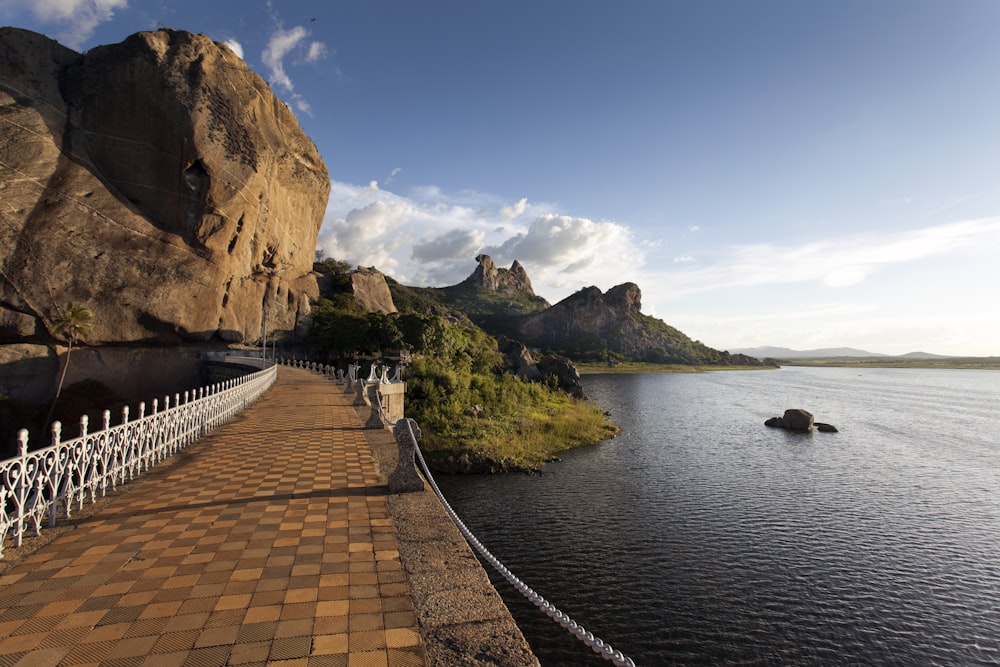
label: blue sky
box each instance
[4,0,1000,355]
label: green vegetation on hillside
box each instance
[402,327,617,469]
[312,269,618,470]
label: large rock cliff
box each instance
[518,282,768,365]
[0,27,330,347]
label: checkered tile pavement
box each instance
[0,366,428,666]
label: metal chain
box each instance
[310,363,636,666]
[398,417,637,667]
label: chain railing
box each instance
[296,360,636,667]
[0,359,277,558]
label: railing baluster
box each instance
[0,361,277,557]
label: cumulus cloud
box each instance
[412,229,486,263]
[500,197,528,220]
[222,39,244,60]
[27,0,127,49]
[316,181,648,297]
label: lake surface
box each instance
[434,367,1000,666]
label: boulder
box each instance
[783,409,814,432]
[350,267,397,314]
[496,335,541,381]
[0,27,329,348]
[765,409,837,433]
[536,354,585,399]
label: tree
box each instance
[364,312,403,358]
[43,301,94,433]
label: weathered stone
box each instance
[518,283,654,360]
[466,255,538,295]
[764,416,785,428]
[350,267,397,314]
[815,422,839,433]
[536,354,585,399]
[0,27,329,349]
[783,408,814,432]
[496,335,542,381]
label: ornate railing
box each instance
[0,359,277,558]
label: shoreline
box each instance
[575,361,777,375]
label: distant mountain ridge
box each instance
[731,346,954,359]
[398,256,772,367]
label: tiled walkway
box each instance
[0,366,428,666]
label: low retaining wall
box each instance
[360,413,540,666]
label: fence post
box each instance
[389,418,425,493]
[364,386,385,429]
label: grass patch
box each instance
[405,350,618,470]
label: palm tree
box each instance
[43,302,94,434]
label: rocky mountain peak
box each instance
[466,255,536,296]
[605,282,642,313]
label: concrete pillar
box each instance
[389,418,425,493]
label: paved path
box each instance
[0,366,428,667]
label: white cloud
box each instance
[262,25,307,92]
[27,0,128,49]
[222,39,244,60]
[412,229,486,263]
[260,23,327,115]
[306,41,327,62]
[316,181,647,296]
[650,217,1000,298]
[500,197,528,220]
[384,167,403,187]
[673,255,695,263]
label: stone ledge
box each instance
[360,413,540,667]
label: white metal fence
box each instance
[0,360,277,558]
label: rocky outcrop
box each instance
[518,283,659,360]
[497,335,541,381]
[536,354,585,399]
[0,27,330,347]
[350,267,396,314]
[765,409,838,433]
[465,255,536,295]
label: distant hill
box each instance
[731,346,955,359]
[397,255,772,367]
[731,346,888,359]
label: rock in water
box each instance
[782,409,814,432]
[0,27,330,346]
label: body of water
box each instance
[435,366,1000,665]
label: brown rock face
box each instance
[467,255,536,295]
[350,267,397,314]
[0,27,330,346]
